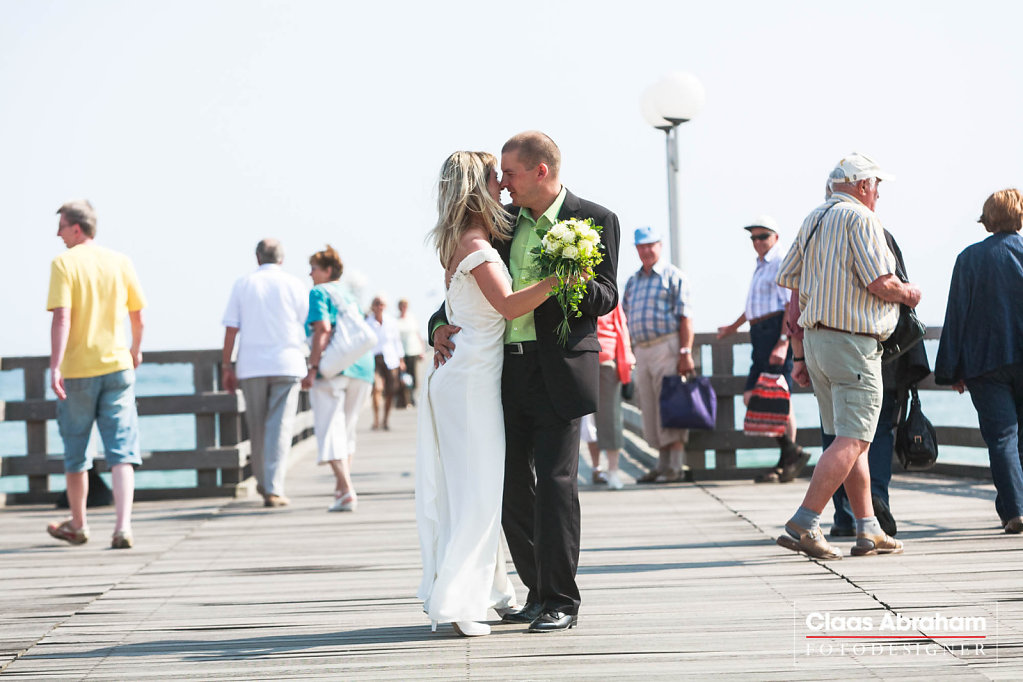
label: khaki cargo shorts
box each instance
[803,328,883,442]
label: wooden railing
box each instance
[623,327,989,479]
[0,350,313,505]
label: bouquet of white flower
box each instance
[531,217,604,345]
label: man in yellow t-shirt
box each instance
[45,199,146,550]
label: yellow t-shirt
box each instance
[46,243,146,378]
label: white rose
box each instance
[561,245,579,260]
[550,224,571,241]
[581,227,599,242]
[578,240,595,258]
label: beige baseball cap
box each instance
[831,152,895,183]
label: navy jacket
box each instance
[935,232,1023,384]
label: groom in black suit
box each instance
[431,131,620,632]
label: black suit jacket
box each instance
[429,188,620,420]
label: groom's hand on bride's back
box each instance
[432,324,461,367]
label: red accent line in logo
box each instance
[805,635,986,639]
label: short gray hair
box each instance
[256,238,284,264]
[56,199,97,237]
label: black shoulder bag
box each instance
[879,234,926,363]
[895,385,938,470]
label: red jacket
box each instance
[597,305,635,385]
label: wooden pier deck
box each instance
[2,406,1021,680]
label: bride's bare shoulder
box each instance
[450,229,493,265]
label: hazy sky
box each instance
[3,0,1021,356]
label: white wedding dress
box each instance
[416,247,517,623]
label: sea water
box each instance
[0,363,197,493]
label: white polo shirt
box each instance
[222,264,309,380]
[367,315,405,370]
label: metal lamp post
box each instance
[641,72,705,269]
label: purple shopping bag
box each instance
[660,375,717,430]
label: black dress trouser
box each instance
[501,351,582,615]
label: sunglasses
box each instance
[749,233,773,242]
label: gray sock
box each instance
[857,516,882,536]
[788,506,821,538]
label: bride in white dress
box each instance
[416,151,557,637]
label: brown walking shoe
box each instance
[263,494,290,508]
[851,531,903,556]
[47,519,89,545]
[636,469,661,484]
[776,520,842,560]
[111,529,134,549]
[655,468,682,483]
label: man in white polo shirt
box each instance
[718,216,808,483]
[221,239,309,507]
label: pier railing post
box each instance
[710,341,737,469]
[24,362,49,496]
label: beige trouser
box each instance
[633,334,689,452]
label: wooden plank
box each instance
[0,406,1019,679]
[1,349,222,371]
[1,393,243,422]
[1,447,248,475]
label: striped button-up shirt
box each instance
[744,242,789,321]
[622,261,692,343]
[776,193,898,338]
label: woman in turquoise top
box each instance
[302,245,374,512]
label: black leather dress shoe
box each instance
[528,609,578,632]
[500,601,542,624]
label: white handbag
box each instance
[317,288,376,379]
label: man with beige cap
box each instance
[774,153,922,560]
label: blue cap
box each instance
[634,226,661,245]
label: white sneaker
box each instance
[452,621,490,636]
[328,492,357,512]
[606,471,624,490]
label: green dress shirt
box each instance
[505,187,567,343]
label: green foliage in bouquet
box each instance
[530,217,605,345]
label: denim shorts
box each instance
[56,369,142,473]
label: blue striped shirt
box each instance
[744,242,789,320]
[622,262,692,343]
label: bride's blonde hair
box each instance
[431,151,512,269]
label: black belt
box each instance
[749,310,784,326]
[505,341,538,355]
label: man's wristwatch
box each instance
[679,348,691,355]
[779,334,789,342]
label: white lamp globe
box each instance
[651,72,705,124]
[640,87,672,130]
